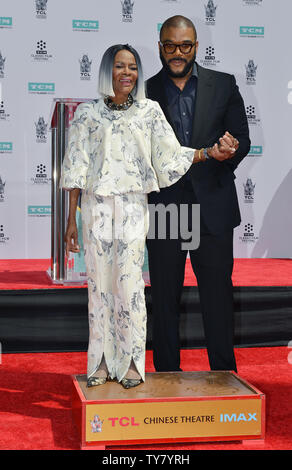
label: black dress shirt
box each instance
[163,64,198,147]
[162,64,198,187]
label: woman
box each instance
[60,44,233,389]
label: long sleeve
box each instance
[150,101,195,188]
[222,74,250,172]
[60,103,91,190]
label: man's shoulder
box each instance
[145,70,164,87]
[197,63,234,82]
[146,64,234,87]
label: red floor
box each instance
[0,258,292,290]
[0,347,291,450]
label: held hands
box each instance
[207,131,239,161]
[64,219,80,257]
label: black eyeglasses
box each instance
[159,41,195,54]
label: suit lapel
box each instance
[147,66,215,146]
[190,64,214,147]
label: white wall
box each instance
[0,0,291,259]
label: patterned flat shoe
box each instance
[87,376,107,387]
[121,378,142,389]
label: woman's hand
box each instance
[65,219,80,257]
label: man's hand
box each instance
[208,131,239,161]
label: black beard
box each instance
[159,49,196,78]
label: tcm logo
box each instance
[28,205,51,216]
[248,145,263,157]
[240,26,264,37]
[220,412,257,422]
[0,17,12,28]
[28,82,55,93]
[72,20,99,31]
[0,142,13,152]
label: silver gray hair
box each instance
[98,44,145,100]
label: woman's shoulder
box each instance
[73,100,103,122]
[74,100,95,116]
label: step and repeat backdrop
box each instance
[0,0,291,259]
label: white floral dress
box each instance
[60,98,195,382]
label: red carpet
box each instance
[0,258,292,289]
[0,347,291,450]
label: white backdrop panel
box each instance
[0,0,291,259]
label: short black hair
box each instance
[98,44,145,100]
[160,15,197,41]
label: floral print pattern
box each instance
[82,191,149,382]
[60,98,196,382]
[60,98,195,196]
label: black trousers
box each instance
[147,181,237,373]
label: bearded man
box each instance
[146,15,250,373]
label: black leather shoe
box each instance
[87,376,107,387]
[121,378,142,389]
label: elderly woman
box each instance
[60,44,234,389]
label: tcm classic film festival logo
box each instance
[200,46,220,68]
[28,205,51,217]
[0,101,10,122]
[246,105,261,126]
[240,223,259,243]
[0,142,13,154]
[28,82,55,95]
[30,164,51,185]
[0,17,12,29]
[242,0,263,5]
[72,20,99,32]
[240,26,264,38]
[0,224,9,244]
[31,40,53,62]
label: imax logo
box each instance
[240,26,264,36]
[248,145,263,156]
[28,205,51,215]
[72,20,99,30]
[28,82,55,92]
[0,142,12,152]
[220,412,257,423]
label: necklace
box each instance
[104,94,133,111]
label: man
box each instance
[146,15,250,373]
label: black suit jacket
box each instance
[146,64,251,235]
